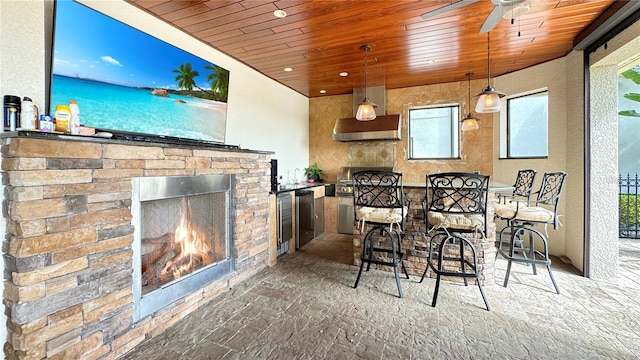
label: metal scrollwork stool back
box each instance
[421,172,491,311]
[352,171,409,298]
[494,171,567,294]
[495,169,537,255]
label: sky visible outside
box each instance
[52,0,216,90]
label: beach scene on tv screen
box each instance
[50,1,229,143]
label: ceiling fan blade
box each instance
[479,5,503,33]
[421,0,479,19]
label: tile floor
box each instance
[122,234,640,359]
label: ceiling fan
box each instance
[421,0,532,33]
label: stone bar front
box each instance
[353,185,497,285]
[1,135,271,359]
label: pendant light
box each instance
[474,32,505,113]
[356,44,377,121]
[461,73,480,131]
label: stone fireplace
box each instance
[132,174,233,321]
[1,135,272,359]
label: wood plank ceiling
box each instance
[127,0,618,98]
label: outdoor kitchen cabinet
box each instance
[269,185,325,262]
[313,185,325,238]
[296,185,325,249]
[269,191,295,265]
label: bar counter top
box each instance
[403,181,513,191]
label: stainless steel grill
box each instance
[336,166,394,196]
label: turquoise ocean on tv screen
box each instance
[50,75,227,142]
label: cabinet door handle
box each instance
[278,202,283,243]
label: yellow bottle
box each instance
[54,104,71,133]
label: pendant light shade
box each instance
[356,44,377,121]
[356,99,377,121]
[461,117,480,131]
[474,32,505,113]
[475,87,504,113]
[462,73,480,131]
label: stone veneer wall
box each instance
[1,137,271,359]
[352,188,497,285]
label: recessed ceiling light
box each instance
[284,67,293,72]
[320,90,326,94]
[339,72,348,77]
[427,59,437,64]
[273,10,287,18]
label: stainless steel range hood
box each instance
[332,115,402,142]
[332,115,401,141]
[331,115,401,141]
[331,86,401,142]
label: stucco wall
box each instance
[564,51,587,271]
[493,57,570,258]
[588,65,620,279]
[585,20,640,279]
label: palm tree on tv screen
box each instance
[205,64,229,102]
[173,62,203,92]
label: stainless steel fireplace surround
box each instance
[132,174,234,321]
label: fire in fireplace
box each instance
[132,175,233,321]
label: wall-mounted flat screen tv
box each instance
[49,0,229,143]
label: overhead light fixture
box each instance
[283,67,293,72]
[462,73,480,131]
[355,44,377,121]
[474,32,505,113]
[339,72,349,77]
[273,9,287,18]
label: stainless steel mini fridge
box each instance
[295,190,314,248]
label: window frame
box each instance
[504,89,549,159]
[408,104,461,160]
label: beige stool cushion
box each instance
[428,212,484,231]
[495,201,555,223]
[356,206,408,224]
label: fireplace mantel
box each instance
[1,134,272,359]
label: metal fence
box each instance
[620,173,640,238]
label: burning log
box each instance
[141,205,215,288]
[141,241,177,286]
[163,252,209,278]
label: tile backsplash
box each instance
[349,143,396,167]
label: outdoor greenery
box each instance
[619,66,640,237]
[618,68,640,118]
[619,194,639,227]
[172,62,230,102]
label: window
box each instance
[506,90,548,158]
[408,105,460,159]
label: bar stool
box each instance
[352,171,409,298]
[421,172,491,311]
[494,171,567,294]
[495,169,537,255]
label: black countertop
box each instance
[4,130,273,155]
[271,182,326,194]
